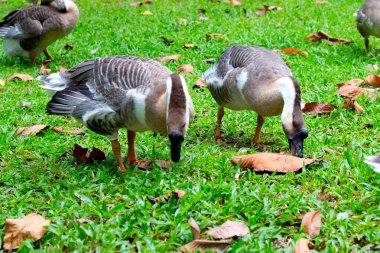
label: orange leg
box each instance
[126,130,137,165]
[43,49,54,61]
[29,52,36,65]
[364,37,369,53]
[213,106,224,142]
[111,139,126,174]
[253,115,264,145]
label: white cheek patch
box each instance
[275,77,296,132]
[165,77,172,131]
[179,75,191,134]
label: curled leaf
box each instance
[38,60,52,75]
[306,31,351,45]
[343,98,365,114]
[8,74,34,82]
[141,10,153,15]
[302,102,337,115]
[336,79,376,99]
[70,144,106,164]
[157,54,181,63]
[3,213,51,250]
[301,211,322,238]
[231,153,315,173]
[177,64,194,74]
[179,239,232,253]
[294,238,313,253]
[189,218,201,240]
[206,220,249,239]
[364,74,380,88]
[193,78,207,89]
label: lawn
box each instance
[0,0,379,252]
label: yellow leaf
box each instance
[141,10,153,15]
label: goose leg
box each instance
[253,115,264,144]
[111,139,126,174]
[364,37,369,52]
[213,106,224,142]
[29,52,36,65]
[43,49,54,61]
[126,130,137,165]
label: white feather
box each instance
[38,73,69,95]
[3,39,29,58]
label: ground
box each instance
[0,0,379,252]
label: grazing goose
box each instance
[38,56,195,173]
[203,45,308,157]
[364,154,380,173]
[0,0,79,64]
[357,0,380,52]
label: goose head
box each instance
[278,76,308,158]
[166,74,193,162]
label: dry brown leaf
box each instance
[129,0,152,7]
[294,238,313,253]
[70,144,106,164]
[255,5,283,16]
[206,220,249,239]
[150,189,185,204]
[3,213,51,250]
[177,64,194,74]
[8,74,34,82]
[301,211,322,238]
[364,74,380,88]
[189,218,201,240]
[315,0,329,4]
[336,79,376,99]
[51,127,85,135]
[137,159,172,170]
[206,33,228,41]
[183,43,195,49]
[343,98,365,114]
[15,125,49,137]
[38,60,51,75]
[141,10,153,15]
[178,239,232,253]
[306,31,351,45]
[157,54,181,63]
[228,0,243,7]
[282,48,300,54]
[302,102,337,115]
[59,66,67,72]
[231,153,315,173]
[300,51,309,57]
[193,78,207,89]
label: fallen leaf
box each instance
[189,218,201,240]
[306,31,351,45]
[129,0,152,7]
[160,35,174,45]
[150,189,185,204]
[63,44,74,50]
[38,60,51,75]
[177,64,194,74]
[51,127,85,135]
[137,159,172,170]
[70,144,106,164]
[206,220,249,239]
[199,16,209,21]
[3,213,51,250]
[15,125,49,137]
[364,74,380,88]
[302,102,337,115]
[157,54,181,62]
[315,0,329,4]
[294,238,313,253]
[178,239,232,253]
[0,78,5,86]
[336,79,376,99]
[141,10,153,15]
[228,0,243,7]
[206,33,228,41]
[197,8,206,14]
[178,18,188,25]
[343,98,365,114]
[282,48,300,54]
[193,78,207,89]
[301,211,322,238]
[8,74,34,82]
[21,101,31,108]
[59,66,67,72]
[255,5,283,16]
[231,153,315,173]
[183,43,195,49]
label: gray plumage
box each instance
[364,154,380,173]
[357,0,380,52]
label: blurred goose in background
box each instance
[357,0,380,52]
[39,56,195,173]
[365,154,380,173]
[0,0,79,64]
[203,45,308,158]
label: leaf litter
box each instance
[306,31,351,45]
[8,73,34,82]
[300,211,322,238]
[255,5,283,16]
[302,102,337,115]
[150,189,186,204]
[3,213,51,250]
[70,144,106,164]
[157,54,181,62]
[294,238,313,253]
[177,64,194,74]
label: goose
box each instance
[203,45,308,158]
[38,56,195,173]
[357,0,380,52]
[364,154,380,173]
[0,0,79,64]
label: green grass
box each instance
[0,0,379,252]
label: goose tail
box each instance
[38,72,72,95]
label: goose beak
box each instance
[169,132,184,162]
[289,138,304,158]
